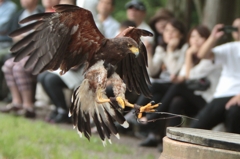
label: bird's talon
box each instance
[116,97,125,109]
[151,101,155,104]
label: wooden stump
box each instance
[159,127,240,159]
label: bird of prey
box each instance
[9,4,159,145]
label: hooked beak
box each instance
[129,46,139,57]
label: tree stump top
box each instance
[166,127,240,152]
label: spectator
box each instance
[190,19,240,134]
[149,8,174,53]
[232,18,240,41]
[0,0,17,49]
[139,25,222,150]
[95,0,120,38]
[0,0,44,118]
[139,18,188,109]
[0,0,17,100]
[125,0,154,54]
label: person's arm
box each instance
[0,3,17,34]
[147,46,163,77]
[185,46,199,79]
[197,24,224,59]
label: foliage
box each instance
[113,0,167,23]
[0,114,155,159]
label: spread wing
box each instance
[9,4,105,75]
[116,27,153,98]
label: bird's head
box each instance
[111,37,139,57]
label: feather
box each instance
[93,112,105,141]
[9,21,43,37]
[14,41,36,62]
[19,12,53,24]
[11,32,36,52]
[53,4,80,12]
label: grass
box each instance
[0,114,139,159]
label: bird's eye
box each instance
[128,44,133,47]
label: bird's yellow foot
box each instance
[137,101,159,118]
[96,88,110,104]
[115,97,126,109]
[110,96,134,109]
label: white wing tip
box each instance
[102,140,107,147]
[115,133,120,139]
[121,121,129,128]
[77,131,82,138]
[68,111,72,117]
[108,139,112,144]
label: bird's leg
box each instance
[108,73,159,118]
[114,97,159,118]
[96,87,110,104]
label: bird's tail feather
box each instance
[69,79,129,145]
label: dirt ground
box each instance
[0,101,161,159]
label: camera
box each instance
[219,26,238,33]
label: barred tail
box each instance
[69,79,129,145]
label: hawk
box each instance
[9,4,158,145]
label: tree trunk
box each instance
[202,0,237,29]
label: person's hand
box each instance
[186,45,198,55]
[167,38,180,52]
[170,74,183,83]
[210,24,225,41]
[225,95,240,110]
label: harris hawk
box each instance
[9,4,159,145]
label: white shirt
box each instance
[149,44,188,83]
[179,59,222,102]
[76,0,98,19]
[95,15,120,38]
[52,67,84,89]
[212,41,240,98]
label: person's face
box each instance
[126,7,145,23]
[97,0,113,16]
[42,0,59,8]
[20,0,38,9]
[189,30,206,48]
[163,23,182,43]
[232,18,240,41]
[155,19,168,34]
[59,0,74,5]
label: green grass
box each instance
[0,114,136,159]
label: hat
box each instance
[149,8,174,31]
[125,0,146,11]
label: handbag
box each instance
[185,77,211,91]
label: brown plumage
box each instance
[9,4,158,145]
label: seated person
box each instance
[0,0,44,118]
[190,18,240,134]
[138,25,222,149]
[0,0,17,100]
[38,66,84,123]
